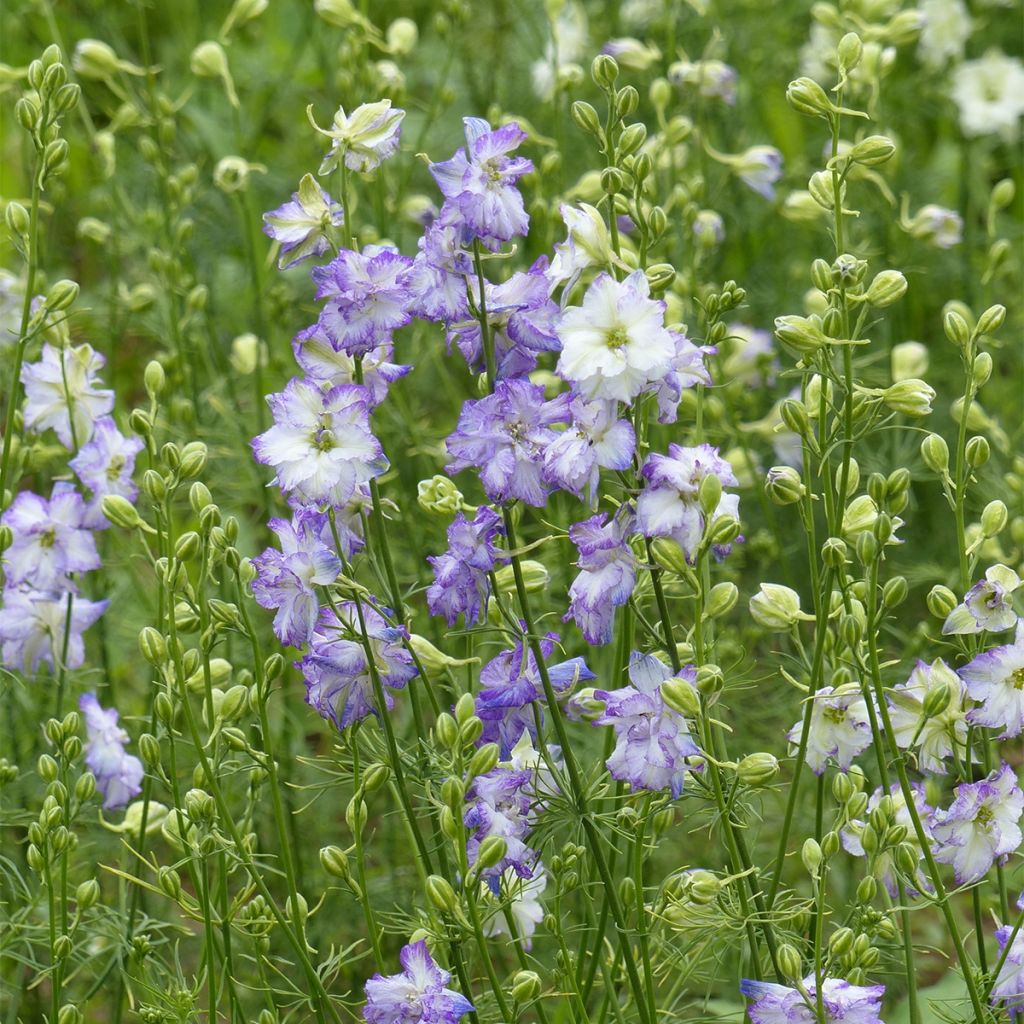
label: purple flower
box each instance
[961,620,1024,737]
[0,588,108,674]
[293,324,411,407]
[315,100,405,175]
[943,564,1021,635]
[22,343,114,449]
[251,510,342,647]
[445,380,569,506]
[465,766,536,884]
[262,173,344,270]
[312,246,415,356]
[79,692,144,810]
[430,118,533,250]
[993,922,1024,1015]
[447,258,560,378]
[301,602,416,730]
[740,977,885,1024]
[788,684,873,775]
[69,416,144,526]
[653,331,714,424]
[931,762,1024,884]
[565,511,637,645]
[594,652,701,797]
[407,211,473,323]
[542,397,635,501]
[2,483,100,590]
[252,378,388,507]
[732,146,783,201]
[888,658,967,773]
[363,939,473,1024]
[426,506,505,627]
[635,444,740,561]
[475,635,594,755]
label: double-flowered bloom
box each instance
[262,173,345,269]
[69,417,144,527]
[427,506,505,627]
[790,684,873,775]
[565,511,637,645]
[887,657,967,773]
[363,940,473,1024]
[465,766,536,885]
[0,588,108,674]
[943,564,1020,636]
[542,396,634,501]
[741,977,884,1024]
[79,692,144,810]
[960,620,1024,738]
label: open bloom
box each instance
[69,417,144,526]
[741,977,885,1024]
[565,510,637,645]
[943,564,1020,635]
[931,762,1024,884]
[993,922,1024,1016]
[653,330,714,424]
[2,483,100,591]
[22,343,114,449]
[408,210,473,324]
[445,380,569,506]
[729,145,783,200]
[251,510,341,647]
[961,620,1024,738]
[951,50,1024,140]
[252,379,387,507]
[888,658,967,773]
[465,767,537,884]
[363,939,473,1024]
[79,692,144,810]
[482,862,547,949]
[430,117,533,249]
[790,684,873,775]
[262,173,344,269]
[668,59,738,104]
[547,202,615,292]
[556,271,676,403]
[314,99,405,174]
[594,652,701,798]
[542,396,634,501]
[293,325,410,407]
[0,588,108,674]
[427,506,505,627]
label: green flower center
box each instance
[606,326,630,350]
[1012,667,1024,691]
[976,804,994,830]
[39,529,57,549]
[823,705,847,725]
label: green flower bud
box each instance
[830,926,855,956]
[802,837,823,874]
[650,537,689,575]
[591,53,619,89]
[320,844,350,879]
[833,773,854,803]
[894,842,919,875]
[976,303,1006,336]
[750,583,804,630]
[837,32,863,72]
[644,263,676,291]
[435,712,458,749]
[820,536,847,569]
[992,179,1015,209]
[787,76,833,116]
[179,441,208,478]
[981,499,1008,537]
[38,754,58,782]
[600,166,624,195]
[511,970,542,1003]
[891,340,929,383]
[174,531,201,562]
[475,835,508,870]
[705,581,738,619]
[696,663,724,697]
[101,495,142,529]
[765,466,806,505]
[46,279,79,312]
[617,122,647,157]
[426,874,458,913]
[72,39,125,81]
[778,943,802,981]
[570,100,602,138]
[775,314,826,354]
[779,398,812,437]
[865,269,907,307]
[966,435,990,468]
[662,677,701,718]
[416,475,466,515]
[856,875,877,903]
[920,433,949,474]
[972,351,993,389]
[493,560,550,595]
[847,134,895,166]
[736,752,780,787]
[58,1005,82,1024]
[943,309,970,348]
[467,743,500,781]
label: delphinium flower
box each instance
[542,396,634,501]
[653,330,714,424]
[564,510,637,645]
[21,343,114,448]
[445,380,569,506]
[251,378,388,507]
[790,684,873,775]
[951,50,1024,140]
[69,416,144,526]
[312,99,405,175]
[635,444,740,562]
[740,977,885,1024]
[556,270,676,403]
[475,635,594,755]
[842,783,934,897]
[426,506,505,627]
[593,652,702,798]
[887,658,967,773]
[0,588,108,673]
[79,692,144,810]
[721,324,779,387]
[726,146,784,200]
[546,202,615,293]
[429,117,533,250]
[312,246,415,356]
[482,862,547,948]
[992,922,1024,1015]
[1,483,100,591]
[292,325,411,407]
[251,510,342,647]
[301,602,416,729]
[447,259,560,379]
[960,620,1024,737]
[407,211,473,324]
[931,762,1024,884]
[904,203,964,249]
[942,564,1020,635]
[262,173,345,269]
[917,0,970,69]
[363,939,473,1024]
[668,59,738,104]
[464,765,536,885]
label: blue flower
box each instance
[79,692,144,810]
[426,506,505,627]
[363,939,473,1024]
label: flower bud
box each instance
[591,54,619,89]
[830,926,855,956]
[971,351,993,389]
[865,269,907,307]
[750,583,803,630]
[511,970,542,1003]
[775,314,826,354]
[778,943,802,981]
[891,340,928,382]
[435,712,458,749]
[981,499,1008,537]
[882,576,908,608]
[966,435,990,468]
[644,263,676,291]
[787,76,833,117]
[570,100,602,138]
[320,845,350,879]
[802,838,823,874]
[736,752,780,787]
[705,581,738,619]
[46,279,79,312]
[833,773,854,803]
[848,134,895,167]
[662,677,701,718]
[467,743,500,781]
[416,475,466,515]
[943,309,970,348]
[426,875,458,913]
[101,494,141,529]
[765,466,806,505]
[475,835,508,870]
[920,433,949,474]
[72,39,123,80]
[385,17,418,55]
[58,1006,82,1024]
[695,663,724,697]
[493,560,549,595]
[976,303,1006,336]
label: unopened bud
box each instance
[736,752,780,787]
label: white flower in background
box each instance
[943,564,1021,635]
[482,863,547,947]
[918,0,971,68]
[905,204,964,249]
[951,50,1024,139]
[531,1,588,100]
[0,269,23,348]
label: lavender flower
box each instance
[465,766,536,884]
[556,271,676,403]
[79,692,144,810]
[542,397,634,501]
[445,380,569,506]
[961,620,1024,737]
[0,588,108,674]
[943,564,1021,635]
[430,118,533,249]
[407,211,473,323]
[251,510,342,647]
[475,635,594,755]
[302,602,416,730]
[993,922,1024,1016]
[252,378,388,507]
[722,324,779,388]
[565,511,637,645]
[931,762,1024,884]
[740,977,884,1024]
[426,506,505,627]
[888,658,967,773]
[262,173,344,269]
[789,684,873,775]
[594,652,701,798]
[730,145,784,200]
[2,483,100,591]
[668,59,738,105]
[635,444,740,562]
[653,331,714,424]
[314,99,405,175]
[363,939,473,1024]
[312,246,415,356]
[69,416,144,526]
[21,343,114,448]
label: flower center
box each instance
[106,454,126,482]
[823,705,847,725]
[312,427,336,452]
[39,528,57,549]
[1012,667,1024,690]
[606,326,630,350]
[976,804,994,830]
